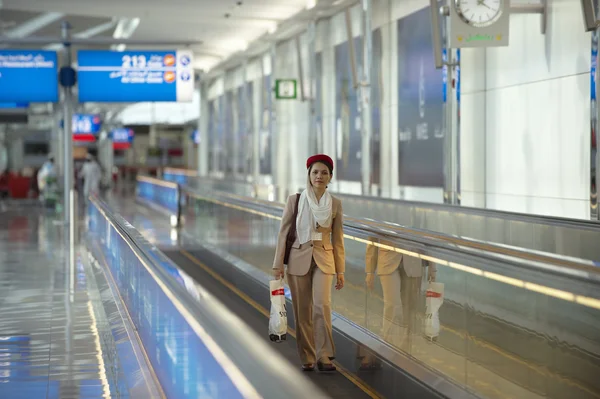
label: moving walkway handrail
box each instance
[91,196,326,399]
[334,192,600,231]
[163,167,600,231]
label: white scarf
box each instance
[296,184,333,245]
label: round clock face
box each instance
[454,0,504,28]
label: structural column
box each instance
[51,103,64,178]
[62,22,74,224]
[360,0,373,196]
[269,44,280,196]
[0,126,6,173]
[591,28,599,219]
[8,135,24,172]
[243,60,251,177]
[198,77,209,177]
[442,48,461,205]
[97,132,113,187]
[307,21,318,155]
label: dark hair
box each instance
[307,161,333,176]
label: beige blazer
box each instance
[365,239,432,278]
[273,194,345,276]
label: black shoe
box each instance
[302,364,315,371]
[359,360,382,371]
[317,361,336,372]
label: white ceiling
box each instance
[0,0,353,127]
[1,0,314,70]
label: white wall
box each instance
[117,90,201,125]
[202,0,592,218]
[461,0,591,218]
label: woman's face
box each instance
[309,162,332,189]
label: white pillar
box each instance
[360,0,373,196]
[149,123,158,148]
[8,136,24,172]
[198,79,209,177]
[97,133,113,187]
[252,73,261,182]
[0,126,7,172]
[50,103,63,177]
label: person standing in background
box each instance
[37,156,56,204]
[80,154,102,200]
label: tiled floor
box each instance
[0,205,127,398]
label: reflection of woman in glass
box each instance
[359,240,436,370]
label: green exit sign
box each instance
[274,79,297,100]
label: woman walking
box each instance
[272,154,346,372]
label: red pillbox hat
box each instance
[306,154,334,170]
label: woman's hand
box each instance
[335,273,345,290]
[365,274,375,290]
[427,267,437,282]
[272,268,284,279]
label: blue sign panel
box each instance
[0,50,58,103]
[77,50,195,103]
[111,128,134,143]
[0,102,28,109]
[111,128,134,149]
[70,114,102,134]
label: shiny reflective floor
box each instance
[0,204,128,398]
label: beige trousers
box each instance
[379,267,422,351]
[287,258,335,364]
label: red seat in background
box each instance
[8,175,32,199]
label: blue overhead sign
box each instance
[110,128,135,149]
[0,102,28,109]
[68,114,102,134]
[110,128,134,143]
[77,50,195,103]
[0,50,59,103]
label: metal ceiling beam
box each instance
[76,19,119,39]
[44,18,119,50]
[0,36,203,46]
[204,0,358,78]
[4,12,64,38]
[111,17,140,51]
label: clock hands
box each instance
[477,0,493,9]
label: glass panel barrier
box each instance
[136,175,180,215]
[178,185,600,399]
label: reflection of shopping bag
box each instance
[423,282,444,339]
[269,279,287,343]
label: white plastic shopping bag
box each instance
[423,282,444,340]
[269,279,288,343]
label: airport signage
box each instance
[77,50,195,103]
[274,79,297,100]
[110,128,135,150]
[0,102,29,108]
[0,50,59,103]
[61,114,102,142]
